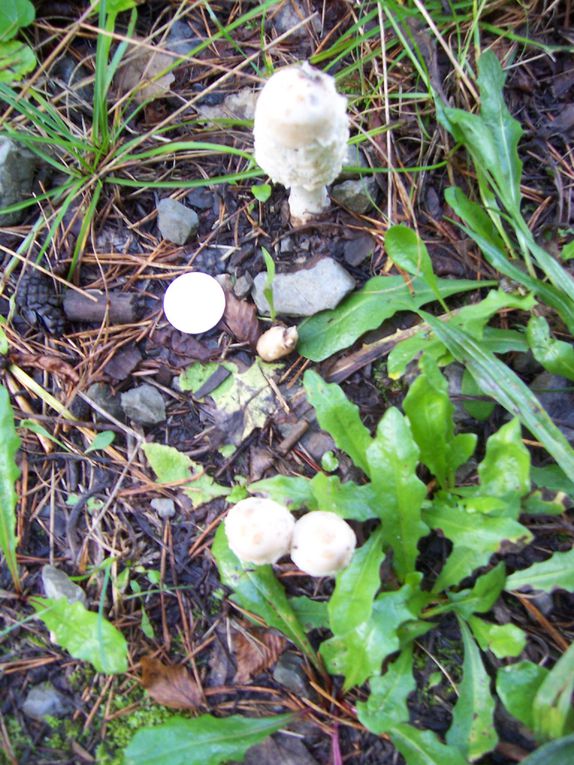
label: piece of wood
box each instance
[63,289,144,324]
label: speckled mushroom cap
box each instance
[290,511,356,577]
[253,62,349,191]
[225,497,295,565]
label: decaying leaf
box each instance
[210,360,280,445]
[115,40,175,103]
[222,290,261,348]
[14,353,79,384]
[141,656,203,710]
[233,628,287,684]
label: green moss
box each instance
[1,680,180,765]
[95,684,178,765]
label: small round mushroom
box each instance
[290,511,356,577]
[256,325,298,362]
[225,497,295,565]
[163,272,226,334]
[253,62,349,224]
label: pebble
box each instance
[157,198,199,245]
[252,258,355,317]
[186,187,214,210]
[120,384,166,425]
[42,565,87,606]
[272,652,312,697]
[165,20,201,56]
[151,498,176,519]
[338,144,369,180]
[343,233,375,267]
[22,683,71,721]
[233,273,253,299]
[331,176,379,214]
[0,135,37,225]
[531,372,574,442]
[196,88,257,122]
[86,382,124,422]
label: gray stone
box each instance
[86,383,123,422]
[252,258,355,317]
[531,372,574,442]
[331,176,378,214]
[0,136,37,225]
[157,198,199,245]
[120,384,166,425]
[343,234,375,267]
[22,683,71,721]
[272,652,311,697]
[165,20,201,56]
[338,144,369,180]
[151,498,176,519]
[42,565,87,606]
[233,273,253,299]
[301,430,336,462]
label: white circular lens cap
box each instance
[163,272,226,334]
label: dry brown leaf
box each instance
[222,290,262,348]
[140,656,203,710]
[232,628,286,684]
[115,41,175,103]
[14,353,80,384]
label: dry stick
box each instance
[62,289,144,324]
[514,592,570,652]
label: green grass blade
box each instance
[421,312,574,477]
[0,385,20,590]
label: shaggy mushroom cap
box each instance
[290,511,356,577]
[225,497,295,565]
[253,62,349,222]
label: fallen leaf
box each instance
[14,353,79,384]
[115,40,175,103]
[233,628,287,684]
[222,290,261,348]
[209,359,280,445]
[140,656,203,710]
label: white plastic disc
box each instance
[163,272,226,334]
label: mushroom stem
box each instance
[288,185,329,224]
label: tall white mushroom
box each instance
[253,62,349,224]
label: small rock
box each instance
[252,258,355,317]
[0,135,37,225]
[120,384,166,425]
[273,652,312,697]
[22,683,71,721]
[531,372,574,442]
[343,233,375,267]
[331,176,378,214]
[233,273,253,299]
[42,565,87,606]
[244,736,319,765]
[157,198,199,245]
[279,236,294,254]
[338,144,369,180]
[270,0,320,40]
[104,344,143,381]
[151,498,176,519]
[186,187,214,210]
[165,20,201,56]
[301,430,336,462]
[86,383,124,422]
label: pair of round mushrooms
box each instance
[225,498,356,577]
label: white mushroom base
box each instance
[288,184,329,224]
